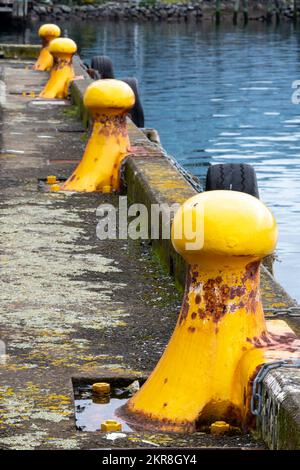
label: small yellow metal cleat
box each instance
[210,421,230,436]
[92,382,110,395]
[50,184,60,192]
[47,175,57,185]
[101,420,122,432]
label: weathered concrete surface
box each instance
[0,60,265,449]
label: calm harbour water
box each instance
[1,19,300,301]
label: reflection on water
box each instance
[74,383,137,432]
[1,20,300,300]
[75,397,132,432]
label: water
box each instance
[1,19,300,301]
[75,396,132,432]
[74,382,138,432]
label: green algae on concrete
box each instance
[0,44,40,60]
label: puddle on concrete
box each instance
[73,379,143,432]
[72,378,245,438]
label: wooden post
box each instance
[242,0,248,24]
[215,0,221,24]
[233,0,240,24]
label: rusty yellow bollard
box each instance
[119,190,300,432]
[39,38,77,99]
[61,79,135,192]
[33,24,61,72]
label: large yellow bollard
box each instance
[119,190,300,432]
[33,24,61,71]
[39,38,77,99]
[61,79,135,192]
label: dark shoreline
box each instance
[28,1,299,24]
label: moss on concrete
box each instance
[62,104,80,119]
[0,44,40,60]
[70,80,92,128]
[277,407,300,450]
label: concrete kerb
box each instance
[0,44,40,60]
[257,366,300,449]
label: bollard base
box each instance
[118,320,300,434]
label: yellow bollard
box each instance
[39,38,77,99]
[33,24,61,72]
[119,190,300,432]
[61,80,135,192]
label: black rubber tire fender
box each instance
[120,77,145,128]
[205,163,259,198]
[90,55,115,79]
